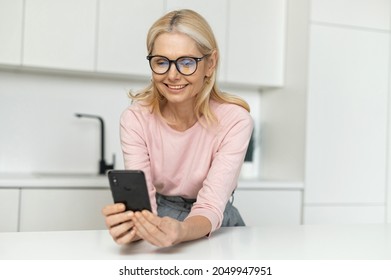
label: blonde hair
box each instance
[130,9,250,125]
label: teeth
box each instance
[168,85,185,89]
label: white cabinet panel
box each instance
[19,188,112,231]
[23,0,96,71]
[388,186,391,223]
[311,0,390,30]
[227,0,286,86]
[0,0,23,65]
[234,189,302,226]
[166,0,228,82]
[97,0,164,75]
[305,25,389,204]
[304,205,385,224]
[0,189,20,232]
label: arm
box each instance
[187,106,254,232]
[120,106,158,214]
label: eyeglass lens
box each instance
[149,56,199,75]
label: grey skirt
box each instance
[156,193,245,227]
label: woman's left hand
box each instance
[132,210,184,247]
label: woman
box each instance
[102,9,253,248]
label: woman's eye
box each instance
[179,58,195,67]
[156,60,168,66]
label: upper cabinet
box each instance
[311,0,390,30]
[0,0,24,65]
[96,0,164,76]
[227,0,286,86]
[0,0,287,87]
[23,0,96,71]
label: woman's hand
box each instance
[101,203,141,244]
[132,210,185,248]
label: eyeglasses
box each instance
[146,55,207,76]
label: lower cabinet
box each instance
[19,188,112,231]
[6,185,303,232]
[234,189,302,226]
[0,189,20,232]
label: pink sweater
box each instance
[120,100,253,232]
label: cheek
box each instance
[152,73,164,83]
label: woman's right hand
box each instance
[102,203,141,244]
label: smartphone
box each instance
[107,170,152,212]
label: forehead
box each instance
[153,32,201,57]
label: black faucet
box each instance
[75,113,115,175]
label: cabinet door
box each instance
[96,0,164,75]
[311,0,390,30]
[23,0,96,71]
[227,0,286,86]
[166,0,228,82]
[304,205,385,225]
[19,188,113,231]
[0,0,23,65]
[0,189,20,232]
[305,25,388,206]
[234,189,302,226]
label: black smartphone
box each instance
[107,170,152,212]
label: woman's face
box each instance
[151,32,216,107]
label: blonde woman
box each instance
[103,9,253,248]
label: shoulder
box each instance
[121,102,154,123]
[211,100,253,127]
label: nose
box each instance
[167,61,181,80]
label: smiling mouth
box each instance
[166,84,187,90]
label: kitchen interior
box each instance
[0,0,391,260]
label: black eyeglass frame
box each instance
[146,55,208,76]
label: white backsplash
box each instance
[0,70,261,175]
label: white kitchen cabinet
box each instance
[96,0,164,76]
[388,183,391,223]
[234,189,302,226]
[304,23,389,224]
[304,205,385,225]
[226,0,286,86]
[165,0,228,82]
[0,189,20,232]
[311,0,390,30]
[19,188,112,231]
[0,0,23,65]
[23,0,96,71]
[305,25,389,206]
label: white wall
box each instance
[0,70,131,174]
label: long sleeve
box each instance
[119,100,253,231]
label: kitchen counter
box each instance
[0,173,304,190]
[1,224,390,260]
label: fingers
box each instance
[102,203,138,245]
[111,223,138,245]
[102,203,126,216]
[133,211,164,247]
[105,209,133,228]
[133,211,179,247]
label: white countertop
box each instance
[1,224,390,260]
[0,173,303,190]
